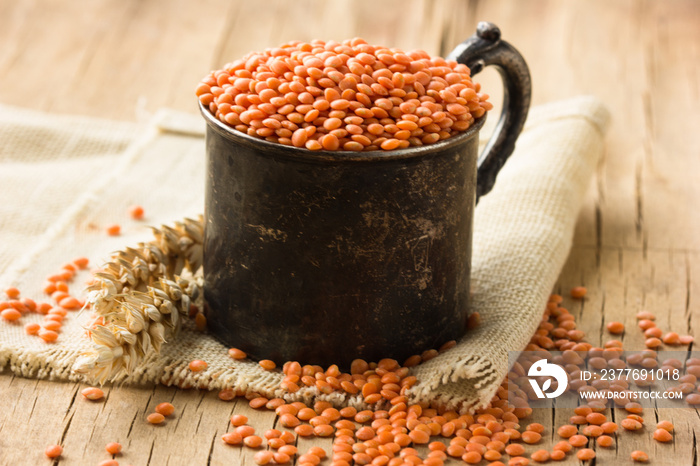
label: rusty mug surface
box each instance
[200,22,531,369]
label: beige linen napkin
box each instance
[0,96,609,411]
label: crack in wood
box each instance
[195,411,204,435]
[146,439,155,466]
[64,385,79,419]
[206,430,217,466]
[126,411,139,438]
[59,412,74,447]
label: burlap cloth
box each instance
[0,96,609,412]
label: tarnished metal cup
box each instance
[200,22,531,369]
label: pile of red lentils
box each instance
[196,38,493,151]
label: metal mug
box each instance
[200,22,531,369]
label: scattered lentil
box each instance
[106,224,121,236]
[631,450,649,462]
[656,420,674,432]
[128,205,145,220]
[222,431,243,445]
[596,435,614,447]
[606,321,624,334]
[81,387,105,401]
[550,449,566,460]
[189,359,208,372]
[259,359,276,370]
[653,428,673,442]
[44,444,63,458]
[147,413,165,424]
[577,448,596,460]
[530,449,549,462]
[155,402,175,416]
[105,442,122,455]
[228,347,247,359]
[230,414,248,426]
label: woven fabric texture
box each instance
[0,97,609,411]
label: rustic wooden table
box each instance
[1,0,698,465]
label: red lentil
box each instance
[638,319,655,330]
[230,414,248,426]
[653,428,672,442]
[557,425,577,438]
[147,413,165,424]
[105,442,122,455]
[278,445,297,456]
[44,444,63,458]
[550,449,566,460]
[570,286,587,298]
[106,224,121,236]
[4,287,20,299]
[553,441,572,452]
[508,457,530,466]
[526,423,545,433]
[189,359,208,372]
[24,322,40,334]
[259,359,276,370]
[505,444,525,456]
[254,450,274,465]
[228,347,247,359]
[600,421,618,434]
[43,320,61,332]
[81,387,105,401]
[298,454,321,465]
[645,337,662,348]
[521,431,541,444]
[530,450,549,462]
[621,418,643,430]
[657,420,674,432]
[273,452,290,464]
[577,448,596,460]
[631,450,649,462]
[244,435,263,448]
[236,425,256,438]
[128,205,145,219]
[1,308,21,321]
[222,431,243,445]
[596,435,614,447]
[462,451,482,464]
[568,435,588,447]
[606,321,624,334]
[295,424,314,436]
[155,402,174,416]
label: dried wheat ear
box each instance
[72,216,205,384]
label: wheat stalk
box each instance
[72,216,205,383]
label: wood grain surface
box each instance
[1,0,699,464]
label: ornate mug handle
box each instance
[447,22,532,201]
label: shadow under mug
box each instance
[200,22,531,369]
